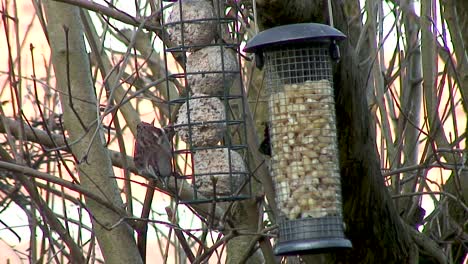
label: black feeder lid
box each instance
[243,23,346,53]
[244,23,346,68]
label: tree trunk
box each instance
[43,1,143,263]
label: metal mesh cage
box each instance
[160,0,251,203]
[263,44,350,254]
[265,44,333,87]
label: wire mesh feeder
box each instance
[244,23,351,255]
[160,0,251,203]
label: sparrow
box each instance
[134,121,173,186]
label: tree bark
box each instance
[42,1,143,263]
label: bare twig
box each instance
[136,179,156,262]
[192,232,236,264]
[0,160,127,215]
[392,191,468,213]
[63,26,88,133]
[406,223,448,264]
[166,207,195,263]
[52,0,160,31]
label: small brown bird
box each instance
[134,121,173,186]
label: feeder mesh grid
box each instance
[160,0,251,203]
[265,45,332,88]
[264,45,344,229]
[278,216,347,243]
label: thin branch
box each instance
[0,161,127,215]
[0,162,85,263]
[136,180,156,262]
[392,191,468,213]
[192,232,236,264]
[63,26,88,132]
[52,0,160,32]
[166,207,195,263]
[406,223,448,264]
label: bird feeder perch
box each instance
[244,23,352,255]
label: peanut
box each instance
[269,80,342,220]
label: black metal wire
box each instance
[160,0,251,203]
[263,43,349,250]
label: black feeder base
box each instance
[275,238,352,256]
[274,216,352,256]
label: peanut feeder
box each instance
[244,23,352,255]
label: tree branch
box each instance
[52,0,159,32]
[0,160,127,215]
[407,223,448,264]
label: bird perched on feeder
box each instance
[134,121,173,187]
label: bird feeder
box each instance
[160,0,251,203]
[244,23,352,255]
